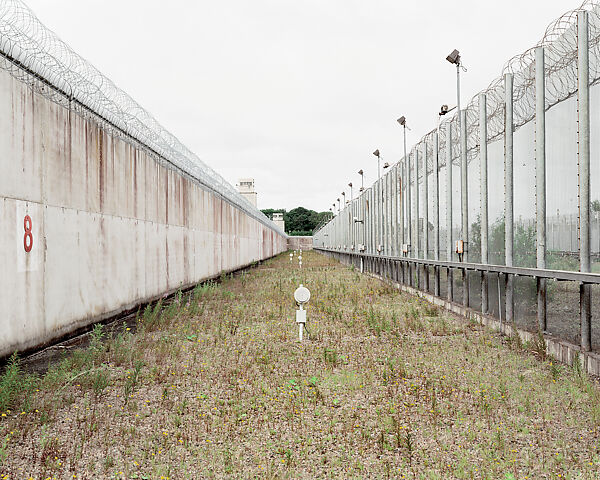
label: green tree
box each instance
[261,206,331,235]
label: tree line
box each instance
[261,207,332,236]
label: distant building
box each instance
[272,212,285,232]
[237,178,257,207]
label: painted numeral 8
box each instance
[23,215,33,253]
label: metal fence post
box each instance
[460,109,469,307]
[535,45,547,333]
[399,162,404,261]
[393,164,399,258]
[389,168,393,257]
[423,143,430,292]
[578,10,592,351]
[479,93,489,314]
[414,149,420,288]
[433,131,441,296]
[407,153,413,286]
[505,72,514,326]
[446,122,454,301]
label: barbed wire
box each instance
[396,0,600,178]
[0,0,284,236]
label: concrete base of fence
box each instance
[367,270,600,377]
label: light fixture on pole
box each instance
[348,182,353,201]
[341,191,346,206]
[445,48,466,136]
[358,169,364,192]
[397,115,410,256]
[373,149,381,180]
[396,116,409,163]
[337,198,340,212]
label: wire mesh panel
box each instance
[310,1,600,355]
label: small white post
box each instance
[294,285,311,342]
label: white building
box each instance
[273,212,285,232]
[236,178,257,207]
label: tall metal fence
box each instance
[0,0,284,235]
[314,1,600,353]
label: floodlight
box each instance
[348,182,352,188]
[383,162,390,169]
[446,49,460,65]
[372,149,380,158]
[397,116,406,126]
[358,169,363,175]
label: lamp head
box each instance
[372,149,380,158]
[439,104,449,116]
[348,182,352,188]
[397,116,406,126]
[446,49,460,65]
[358,169,363,176]
[383,162,390,169]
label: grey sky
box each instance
[25,0,575,212]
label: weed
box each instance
[323,347,338,367]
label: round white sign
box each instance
[294,284,311,304]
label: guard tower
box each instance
[237,178,257,207]
[273,212,285,232]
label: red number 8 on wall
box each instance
[23,215,33,252]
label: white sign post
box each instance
[294,284,311,342]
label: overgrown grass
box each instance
[0,251,599,478]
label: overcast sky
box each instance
[26,0,576,212]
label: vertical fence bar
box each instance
[415,149,420,288]
[389,168,393,257]
[480,93,489,314]
[446,122,454,301]
[366,190,370,254]
[408,154,412,254]
[375,178,379,254]
[399,162,404,260]
[423,143,430,292]
[382,173,386,255]
[407,153,413,285]
[379,174,383,254]
[371,187,375,255]
[535,46,547,332]
[433,131,441,296]
[423,144,429,261]
[505,72,514,326]
[578,10,592,351]
[460,109,469,307]
[393,164,399,258]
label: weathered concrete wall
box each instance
[287,236,313,250]
[0,68,286,357]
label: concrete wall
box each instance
[287,236,313,250]
[0,68,286,357]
